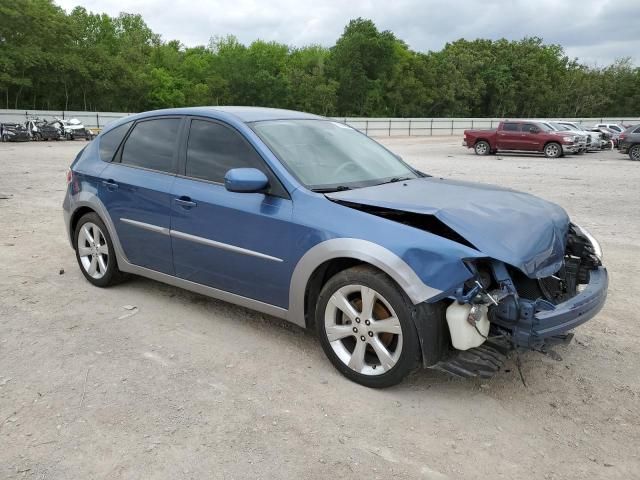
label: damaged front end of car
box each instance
[432,224,607,377]
[326,177,609,378]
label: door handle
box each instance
[102,179,119,190]
[175,196,197,208]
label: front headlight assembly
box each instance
[575,225,603,262]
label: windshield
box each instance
[551,122,571,131]
[251,120,418,191]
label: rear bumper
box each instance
[513,267,608,347]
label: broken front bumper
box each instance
[512,267,608,347]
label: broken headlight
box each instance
[574,224,603,262]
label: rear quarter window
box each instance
[99,123,132,162]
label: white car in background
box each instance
[595,123,625,133]
[553,121,605,151]
[540,121,588,153]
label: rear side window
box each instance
[99,123,131,162]
[503,123,519,131]
[121,118,181,173]
[185,119,286,197]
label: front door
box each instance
[170,118,293,307]
[101,116,182,275]
[519,123,543,151]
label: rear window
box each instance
[502,123,519,131]
[99,123,131,162]
[120,118,181,173]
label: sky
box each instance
[56,0,639,66]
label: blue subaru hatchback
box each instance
[63,107,608,387]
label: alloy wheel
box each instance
[77,222,109,279]
[630,145,640,161]
[545,143,560,157]
[324,284,403,376]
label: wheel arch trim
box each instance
[66,192,130,265]
[287,238,442,327]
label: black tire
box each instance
[544,142,562,158]
[315,265,421,388]
[629,144,640,161]
[73,212,126,287]
[474,140,490,156]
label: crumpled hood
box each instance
[327,177,569,278]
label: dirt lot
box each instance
[1,138,639,479]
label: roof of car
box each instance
[131,106,322,123]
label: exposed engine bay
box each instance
[434,224,604,377]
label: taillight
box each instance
[66,169,73,184]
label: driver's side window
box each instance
[185,119,287,197]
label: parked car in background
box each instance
[25,119,62,141]
[588,126,617,148]
[595,123,625,134]
[463,120,582,158]
[618,124,640,160]
[545,122,589,152]
[54,118,96,141]
[1,122,31,142]
[552,121,604,151]
[63,107,608,386]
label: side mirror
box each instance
[224,168,269,193]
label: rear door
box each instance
[496,122,521,150]
[100,116,183,274]
[170,118,293,307]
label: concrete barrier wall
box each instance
[1,109,638,135]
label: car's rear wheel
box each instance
[544,142,562,158]
[474,140,490,155]
[315,266,421,388]
[74,213,125,287]
[629,144,640,161]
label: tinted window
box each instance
[121,118,181,172]
[186,120,274,185]
[503,123,519,131]
[521,123,537,132]
[99,123,131,162]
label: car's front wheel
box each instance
[315,266,421,388]
[74,212,125,287]
[544,142,562,158]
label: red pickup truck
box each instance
[463,120,583,158]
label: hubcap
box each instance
[476,143,487,154]
[324,285,403,376]
[77,222,109,279]
[547,144,559,157]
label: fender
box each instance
[65,190,131,265]
[286,238,442,327]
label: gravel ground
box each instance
[0,138,638,479]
